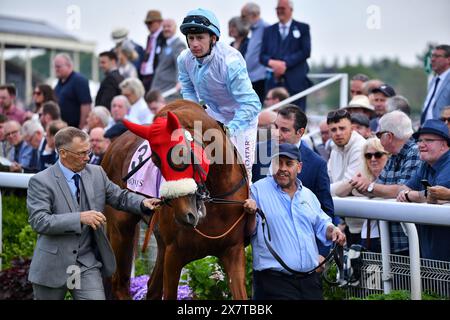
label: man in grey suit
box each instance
[27,127,160,300]
[421,44,450,124]
[150,19,186,99]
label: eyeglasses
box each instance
[4,130,19,138]
[365,152,386,160]
[440,117,450,123]
[431,54,446,59]
[417,138,444,145]
[376,131,392,139]
[33,91,42,96]
[62,148,93,158]
[182,15,219,30]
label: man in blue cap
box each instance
[243,143,346,299]
[396,119,450,261]
[178,8,261,181]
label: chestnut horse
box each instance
[102,100,249,299]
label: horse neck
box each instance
[205,133,245,195]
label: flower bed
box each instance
[130,275,193,300]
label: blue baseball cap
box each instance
[272,143,302,162]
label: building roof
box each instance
[0,15,78,41]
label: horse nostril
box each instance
[186,212,197,226]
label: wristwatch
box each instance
[367,182,375,193]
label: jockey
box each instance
[178,8,261,181]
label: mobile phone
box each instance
[421,179,431,188]
[421,179,431,197]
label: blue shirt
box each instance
[178,41,261,136]
[376,139,422,186]
[55,71,92,127]
[250,177,333,273]
[245,19,269,82]
[405,150,450,261]
[8,140,33,168]
[58,160,82,202]
[376,138,423,253]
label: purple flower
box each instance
[130,275,193,300]
[177,285,193,300]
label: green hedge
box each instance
[1,195,36,269]
[181,246,253,300]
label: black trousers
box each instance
[253,269,323,300]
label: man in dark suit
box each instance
[27,127,160,299]
[252,105,337,257]
[88,127,109,165]
[95,51,124,110]
[260,0,312,111]
[21,119,45,173]
[140,10,165,92]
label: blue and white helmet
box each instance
[180,8,221,40]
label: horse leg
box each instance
[220,244,248,300]
[106,207,141,300]
[146,232,165,300]
[162,245,184,300]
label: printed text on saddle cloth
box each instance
[123,112,210,187]
[127,140,165,198]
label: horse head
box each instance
[123,112,210,227]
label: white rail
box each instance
[266,73,349,112]
[334,196,450,300]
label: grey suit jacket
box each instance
[151,37,186,92]
[432,73,450,119]
[27,163,147,288]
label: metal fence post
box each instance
[403,223,422,300]
[379,220,392,294]
[339,73,349,108]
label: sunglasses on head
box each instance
[376,131,392,139]
[365,152,386,160]
[327,109,350,123]
[182,15,219,30]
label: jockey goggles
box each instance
[182,15,220,31]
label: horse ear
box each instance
[166,112,181,133]
[123,119,151,139]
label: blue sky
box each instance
[1,0,449,66]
